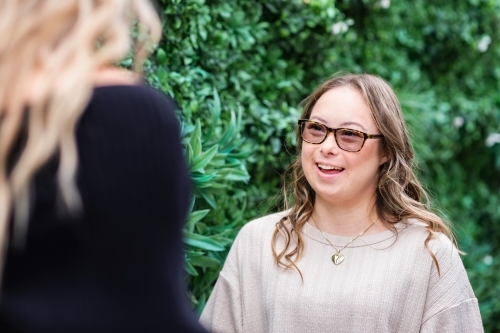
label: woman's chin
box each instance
[313,190,346,205]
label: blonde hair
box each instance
[272,73,456,277]
[0,0,161,271]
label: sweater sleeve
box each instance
[420,298,482,332]
[200,272,242,333]
[420,235,483,332]
[200,232,244,333]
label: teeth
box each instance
[318,164,343,170]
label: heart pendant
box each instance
[332,253,345,265]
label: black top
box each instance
[0,85,207,333]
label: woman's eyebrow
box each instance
[310,116,367,132]
[339,121,367,132]
[310,116,368,132]
[310,115,328,123]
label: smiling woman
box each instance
[300,86,388,215]
[200,73,483,333]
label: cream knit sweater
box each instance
[200,211,483,333]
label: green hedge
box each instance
[147,0,500,330]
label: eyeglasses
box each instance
[298,119,384,152]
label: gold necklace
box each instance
[315,217,379,265]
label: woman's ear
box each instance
[380,154,389,166]
[379,143,391,166]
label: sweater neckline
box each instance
[302,220,410,248]
[93,82,145,90]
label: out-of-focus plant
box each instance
[180,89,250,309]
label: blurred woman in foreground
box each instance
[0,1,206,332]
[201,73,483,332]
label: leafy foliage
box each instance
[147,0,500,329]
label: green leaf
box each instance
[183,231,225,251]
[196,294,207,316]
[184,260,198,276]
[216,168,250,182]
[198,190,216,208]
[185,250,205,258]
[190,120,202,157]
[224,173,250,182]
[219,111,237,147]
[187,209,210,231]
[187,196,195,216]
[189,255,221,268]
[204,88,222,143]
[156,48,167,64]
[185,143,194,167]
[191,144,219,171]
[191,173,217,187]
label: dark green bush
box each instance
[147,0,500,330]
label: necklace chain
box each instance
[302,228,399,249]
[314,216,379,265]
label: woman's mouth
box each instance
[317,163,344,175]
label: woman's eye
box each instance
[343,130,355,136]
[307,124,326,132]
[341,130,361,137]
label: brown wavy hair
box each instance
[0,0,161,274]
[271,73,456,277]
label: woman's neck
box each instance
[93,66,141,87]
[310,196,388,237]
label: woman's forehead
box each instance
[309,115,368,132]
[310,87,376,131]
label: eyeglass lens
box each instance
[301,121,365,151]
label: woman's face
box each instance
[301,86,387,207]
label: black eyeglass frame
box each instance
[298,119,384,152]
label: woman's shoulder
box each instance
[402,218,458,255]
[92,67,173,105]
[77,84,183,176]
[92,83,175,109]
[84,83,178,134]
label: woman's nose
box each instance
[320,132,340,155]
